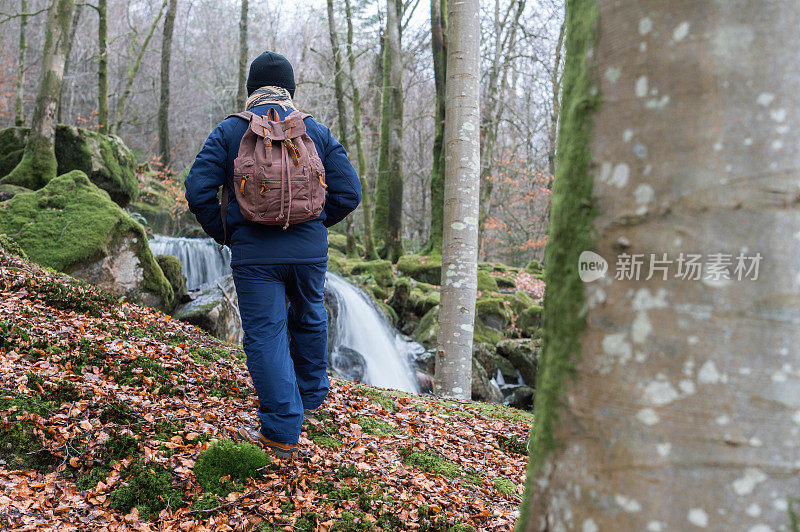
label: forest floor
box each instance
[0,245,531,531]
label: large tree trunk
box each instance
[2,0,75,189]
[97,0,108,134]
[158,0,178,167]
[111,0,167,135]
[383,0,405,262]
[14,0,28,127]
[433,0,479,400]
[424,0,447,256]
[326,0,358,257]
[236,0,248,110]
[344,0,378,260]
[519,1,800,530]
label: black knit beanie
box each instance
[246,51,296,97]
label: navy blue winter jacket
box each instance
[184,104,362,266]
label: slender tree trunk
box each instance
[2,0,75,189]
[158,0,178,167]
[372,27,391,250]
[97,0,108,134]
[519,1,800,530]
[326,0,358,257]
[57,4,81,123]
[111,0,167,135]
[344,0,378,260]
[546,20,565,179]
[425,0,447,256]
[236,0,248,110]
[433,0,479,399]
[383,0,405,262]
[14,0,28,127]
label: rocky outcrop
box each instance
[497,339,539,387]
[0,125,138,206]
[0,171,173,309]
[472,357,504,404]
[173,275,242,344]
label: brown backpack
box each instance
[220,108,327,241]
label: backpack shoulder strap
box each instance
[225,111,254,121]
[287,110,312,121]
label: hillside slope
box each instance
[0,239,531,531]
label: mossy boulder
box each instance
[473,342,517,383]
[495,275,516,289]
[472,357,503,403]
[507,385,535,410]
[0,171,173,309]
[409,288,440,316]
[0,125,138,206]
[388,276,412,315]
[474,297,513,344]
[412,305,440,347]
[517,304,543,337]
[327,233,348,254]
[497,339,539,387]
[477,270,499,292]
[524,259,543,275]
[174,275,241,343]
[156,255,187,305]
[396,254,442,285]
[0,184,31,202]
[349,259,394,289]
[510,291,536,316]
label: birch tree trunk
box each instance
[344,0,378,260]
[433,0,479,400]
[97,0,108,134]
[158,0,178,167]
[519,1,800,530]
[1,0,75,190]
[236,0,248,110]
[111,0,167,135]
[14,0,28,127]
[425,0,447,256]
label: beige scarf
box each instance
[244,86,298,112]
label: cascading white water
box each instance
[149,235,231,290]
[325,273,421,393]
[149,235,421,393]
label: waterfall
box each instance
[324,273,421,393]
[149,235,421,393]
[149,235,231,290]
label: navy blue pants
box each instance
[232,263,329,444]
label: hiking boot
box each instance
[303,408,319,421]
[235,426,298,458]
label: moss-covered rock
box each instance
[507,385,535,410]
[0,233,27,259]
[524,259,543,274]
[0,184,31,202]
[495,275,516,289]
[477,270,499,292]
[349,259,394,289]
[474,297,513,345]
[472,357,503,403]
[409,289,440,316]
[156,255,187,305]
[396,254,442,285]
[0,125,138,206]
[473,342,517,383]
[0,171,173,309]
[510,291,536,316]
[388,276,412,315]
[193,439,270,497]
[517,305,543,338]
[327,233,348,254]
[174,275,241,343]
[497,339,539,387]
[412,305,440,347]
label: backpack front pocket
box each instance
[233,172,259,220]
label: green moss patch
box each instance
[349,260,394,289]
[477,270,499,292]
[493,477,519,497]
[352,386,398,412]
[109,461,184,520]
[399,446,481,486]
[156,255,187,304]
[0,420,59,471]
[396,254,442,285]
[193,439,270,497]
[357,417,396,436]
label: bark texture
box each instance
[2,0,75,189]
[158,0,178,166]
[236,0,248,110]
[14,0,28,127]
[520,1,800,530]
[425,0,447,256]
[344,0,378,260]
[433,0,480,400]
[97,0,108,134]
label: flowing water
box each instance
[149,235,421,393]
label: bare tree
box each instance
[519,1,800,530]
[433,0,480,399]
[57,4,81,124]
[236,0,248,110]
[2,0,75,189]
[96,0,108,134]
[14,0,28,127]
[158,0,178,166]
[425,0,447,255]
[344,0,378,260]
